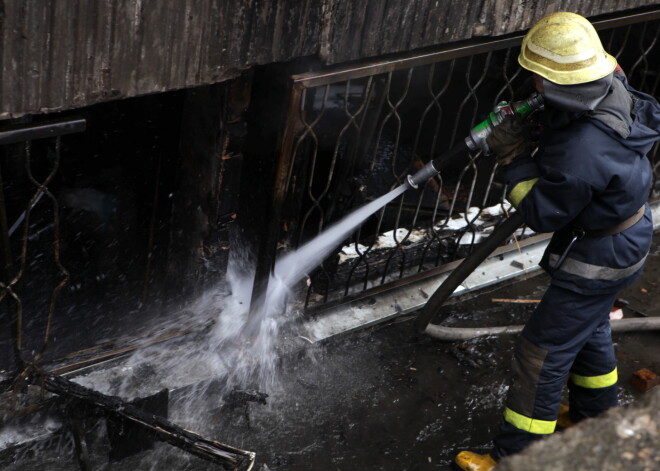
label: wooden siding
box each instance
[0,0,657,119]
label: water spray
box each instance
[406,92,544,189]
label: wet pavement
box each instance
[3,238,660,470]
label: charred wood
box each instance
[43,373,255,471]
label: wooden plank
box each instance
[204,0,224,82]
[361,1,387,58]
[380,0,407,54]
[43,373,256,471]
[247,0,275,64]
[183,0,206,86]
[137,0,167,93]
[273,0,321,60]
[1,2,24,117]
[407,0,434,51]
[321,0,660,63]
[23,2,48,114]
[298,0,323,59]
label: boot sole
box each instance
[452,461,470,471]
[451,456,496,471]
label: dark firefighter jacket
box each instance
[503,73,660,294]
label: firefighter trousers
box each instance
[492,283,620,459]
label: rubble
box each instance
[631,368,659,393]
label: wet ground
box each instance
[3,239,660,470]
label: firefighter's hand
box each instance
[486,115,537,166]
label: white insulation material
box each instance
[338,202,523,267]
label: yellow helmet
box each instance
[518,12,617,85]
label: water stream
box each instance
[272,184,409,288]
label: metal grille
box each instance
[266,10,660,311]
[0,119,85,394]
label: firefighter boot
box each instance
[454,451,497,471]
[557,404,576,429]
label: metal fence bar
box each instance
[0,118,86,146]
[0,118,90,387]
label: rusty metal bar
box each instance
[0,118,86,145]
[0,169,11,275]
[592,6,660,30]
[43,373,256,471]
[292,35,524,88]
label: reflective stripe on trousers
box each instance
[570,368,618,389]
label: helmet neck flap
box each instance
[542,73,613,113]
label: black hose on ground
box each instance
[414,211,525,333]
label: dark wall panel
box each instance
[0,0,657,118]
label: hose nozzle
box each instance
[406,161,440,189]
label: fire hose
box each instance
[414,211,525,334]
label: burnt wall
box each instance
[1,0,658,119]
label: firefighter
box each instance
[454,12,660,471]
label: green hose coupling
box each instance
[465,92,544,154]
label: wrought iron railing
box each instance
[0,119,86,387]
[261,9,660,312]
